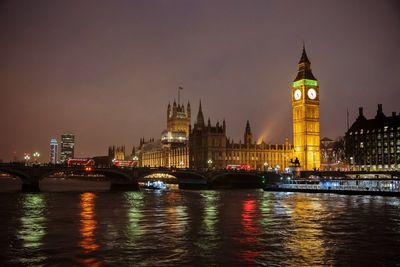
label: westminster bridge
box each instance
[0,163,268,191]
[2,163,398,192]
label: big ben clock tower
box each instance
[291,46,321,170]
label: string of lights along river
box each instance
[1,190,400,266]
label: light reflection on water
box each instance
[201,191,219,236]
[79,192,100,267]
[196,191,220,264]
[240,199,261,264]
[15,193,47,266]
[1,191,400,266]
[125,191,144,247]
[283,195,328,266]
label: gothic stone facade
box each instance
[139,100,191,168]
[189,103,293,170]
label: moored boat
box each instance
[264,176,400,196]
[140,180,168,190]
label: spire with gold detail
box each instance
[294,44,317,82]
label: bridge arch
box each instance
[0,165,139,191]
[209,171,264,189]
[0,167,31,183]
[171,170,208,189]
[137,169,208,189]
[139,172,179,184]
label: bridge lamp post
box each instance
[275,165,280,173]
[350,156,354,171]
[24,154,31,165]
[263,162,269,171]
[33,152,40,164]
[207,159,213,170]
[132,155,139,167]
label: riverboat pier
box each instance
[264,170,400,196]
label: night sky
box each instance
[1,0,399,161]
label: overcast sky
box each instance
[1,0,399,161]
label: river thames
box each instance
[1,190,400,266]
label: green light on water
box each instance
[202,191,219,232]
[18,194,46,248]
[197,191,219,256]
[292,79,318,88]
[16,194,47,266]
[125,192,144,242]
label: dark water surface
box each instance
[1,190,400,266]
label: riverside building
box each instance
[140,100,293,170]
[345,104,400,171]
[139,47,321,171]
[139,100,191,168]
[189,103,293,170]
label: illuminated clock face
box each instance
[294,89,301,100]
[307,88,317,99]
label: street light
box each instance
[350,157,354,171]
[263,162,269,171]
[207,159,213,170]
[24,154,31,165]
[33,152,40,163]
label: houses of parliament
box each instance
[139,47,321,171]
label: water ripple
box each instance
[1,191,400,266]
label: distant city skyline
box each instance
[1,0,399,161]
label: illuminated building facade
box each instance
[49,138,59,164]
[165,100,191,139]
[139,138,189,168]
[139,99,191,168]
[108,145,126,161]
[60,134,75,163]
[291,46,321,170]
[345,105,400,171]
[139,47,324,171]
[189,104,293,170]
[140,99,294,170]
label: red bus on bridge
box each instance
[67,158,95,167]
[226,164,252,171]
[112,160,137,168]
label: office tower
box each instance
[60,134,75,163]
[50,138,59,164]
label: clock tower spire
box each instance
[291,46,321,170]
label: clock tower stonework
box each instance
[291,46,321,170]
